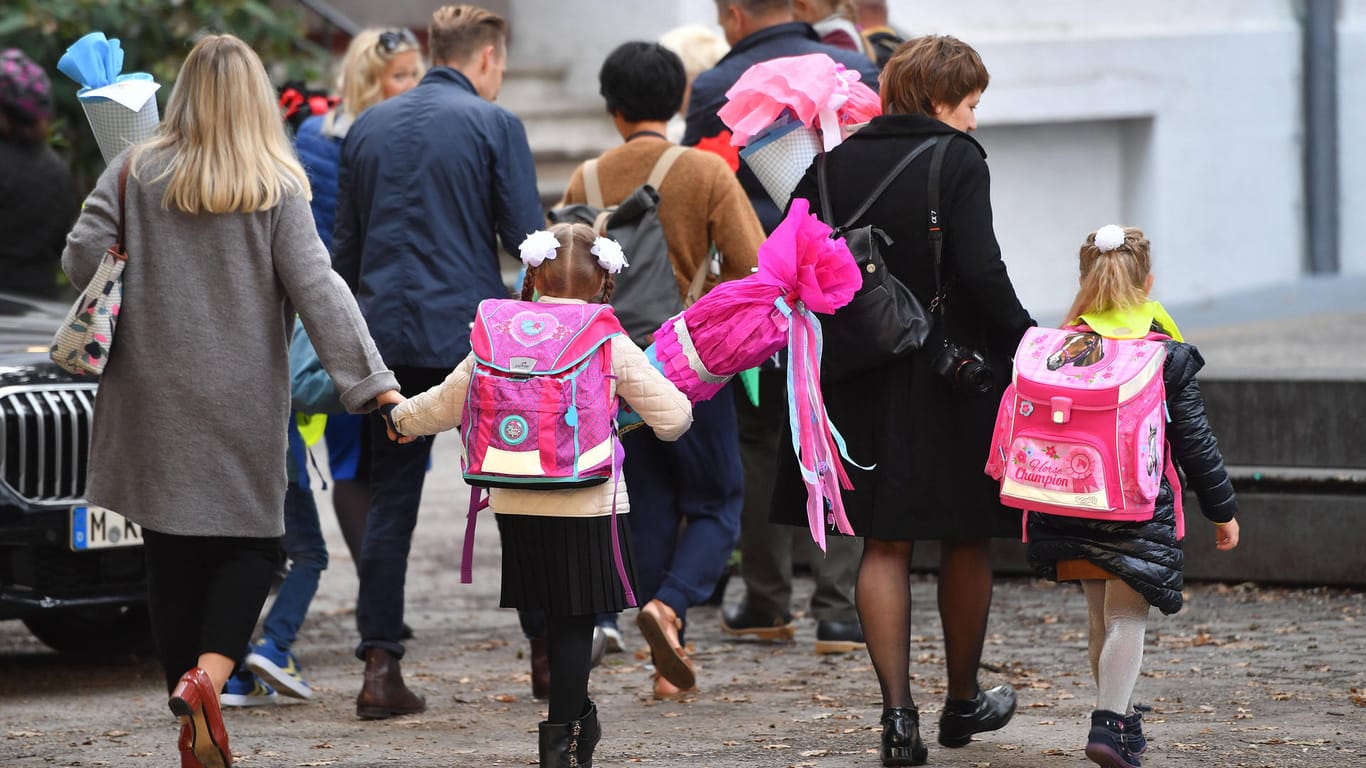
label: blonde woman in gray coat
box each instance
[62,34,400,768]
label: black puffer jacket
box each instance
[1026,338,1238,614]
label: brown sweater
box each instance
[558,138,764,296]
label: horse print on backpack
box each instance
[462,299,625,489]
[986,326,1177,530]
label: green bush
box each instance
[0,0,328,194]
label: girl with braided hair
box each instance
[383,222,692,768]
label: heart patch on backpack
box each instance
[508,311,560,347]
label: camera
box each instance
[929,342,994,394]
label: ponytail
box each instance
[1065,226,1152,324]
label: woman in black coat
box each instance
[775,36,1034,764]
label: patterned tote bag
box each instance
[50,159,131,376]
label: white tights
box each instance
[1082,579,1150,714]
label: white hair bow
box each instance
[519,230,561,267]
[1094,224,1127,253]
[591,237,628,274]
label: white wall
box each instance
[1342,1,1366,276]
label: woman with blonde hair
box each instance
[62,33,400,768]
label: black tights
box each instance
[546,613,595,723]
[856,538,995,709]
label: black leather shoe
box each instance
[881,707,928,766]
[815,619,866,654]
[937,684,1017,747]
[720,603,795,642]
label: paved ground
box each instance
[2,430,1364,768]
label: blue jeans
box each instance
[260,481,329,650]
[621,385,743,642]
[355,366,447,660]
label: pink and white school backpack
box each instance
[985,326,1180,534]
[462,299,624,489]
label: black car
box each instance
[0,291,150,655]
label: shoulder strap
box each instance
[115,157,132,257]
[647,145,688,191]
[927,135,951,301]
[817,136,937,231]
[584,158,604,210]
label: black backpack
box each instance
[549,147,693,348]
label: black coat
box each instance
[1026,339,1239,614]
[772,114,1034,541]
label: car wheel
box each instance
[21,605,155,657]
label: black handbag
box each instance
[816,136,941,380]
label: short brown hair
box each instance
[881,35,989,116]
[429,5,508,66]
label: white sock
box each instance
[1089,580,1150,715]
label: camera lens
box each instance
[959,360,994,394]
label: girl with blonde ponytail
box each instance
[1028,225,1241,768]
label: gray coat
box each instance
[62,147,397,538]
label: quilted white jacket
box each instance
[390,299,693,517]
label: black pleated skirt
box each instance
[494,512,639,616]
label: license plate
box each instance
[70,505,143,551]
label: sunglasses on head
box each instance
[377,28,418,54]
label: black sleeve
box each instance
[942,146,1035,353]
[1164,347,1238,522]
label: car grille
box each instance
[0,384,98,506]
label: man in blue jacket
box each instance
[333,4,543,719]
[684,0,877,657]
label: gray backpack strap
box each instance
[584,158,605,210]
[646,145,688,191]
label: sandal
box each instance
[636,599,696,690]
[651,669,698,701]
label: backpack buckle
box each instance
[1050,396,1073,424]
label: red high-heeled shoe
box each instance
[178,721,204,768]
[169,667,232,768]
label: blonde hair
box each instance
[136,34,309,214]
[337,28,424,120]
[1065,226,1153,323]
[659,25,730,82]
[429,5,508,66]
[520,223,615,303]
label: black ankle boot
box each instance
[880,707,928,766]
[937,684,1017,747]
[539,706,596,768]
[1123,705,1148,755]
[577,701,600,767]
[1085,709,1141,767]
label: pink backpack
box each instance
[456,299,636,605]
[463,299,624,488]
[985,326,1183,538]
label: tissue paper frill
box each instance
[651,198,865,549]
[57,31,161,163]
[716,53,881,151]
[650,197,862,402]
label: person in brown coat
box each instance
[558,41,764,701]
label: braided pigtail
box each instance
[600,274,616,304]
[520,264,540,302]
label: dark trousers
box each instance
[143,529,282,693]
[622,384,743,637]
[734,369,861,622]
[355,365,448,660]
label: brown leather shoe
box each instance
[529,636,550,700]
[356,649,426,720]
